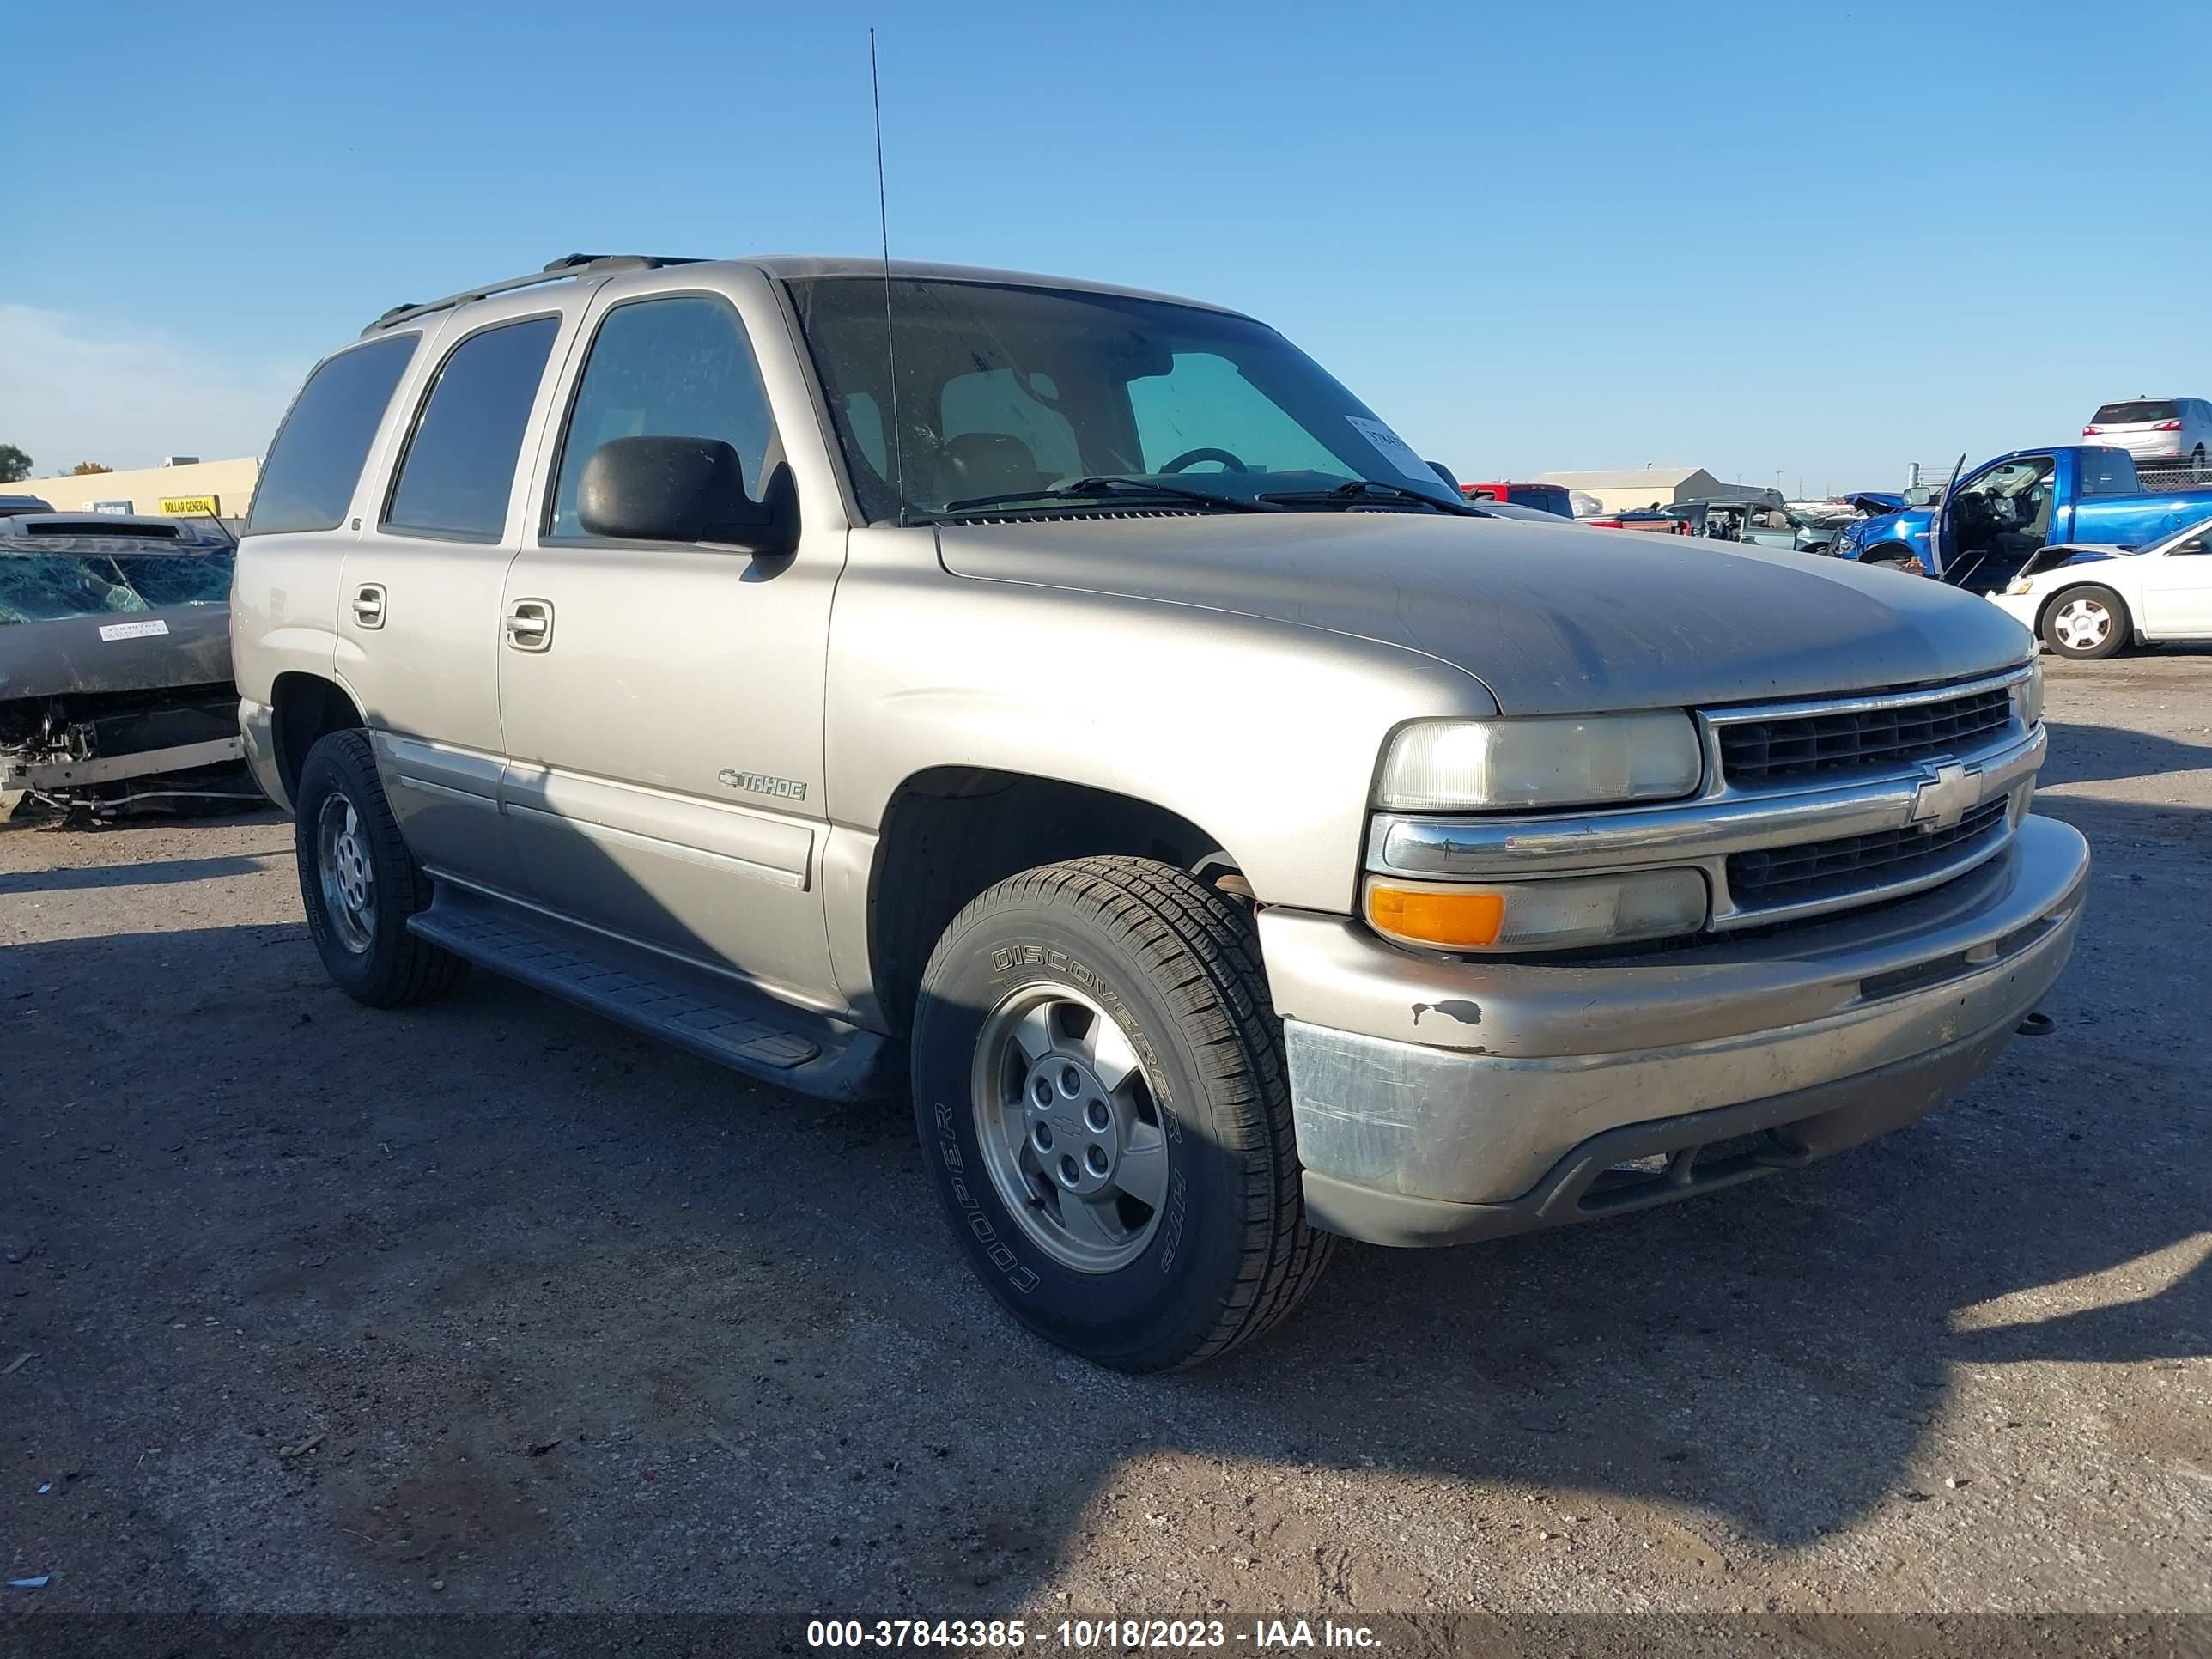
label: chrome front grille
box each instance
[1717,683,2013,788]
[1726,799,2010,911]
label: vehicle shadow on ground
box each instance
[0,852,282,896]
[2042,720,2212,788]
[1,806,2203,1609]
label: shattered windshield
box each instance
[0,551,234,624]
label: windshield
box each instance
[0,551,234,624]
[786,277,1465,522]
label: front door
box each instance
[339,299,576,892]
[2142,530,2212,636]
[496,280,841,1008]
[1936,454,2053,584]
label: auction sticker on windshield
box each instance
[1345,415,1437,483]
[97,619,170,642]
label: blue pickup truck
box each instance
[1832,446,2212,590]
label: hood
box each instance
[0,602,234,702]
[935,513,2032,716]
[2020,544,2124,581]
[1847,492,1906,516]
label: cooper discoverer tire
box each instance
[293,729,469,1008]
[2040,583,2130,660]
[911,856,1333,1370]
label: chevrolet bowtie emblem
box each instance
[1909,759,1978,831]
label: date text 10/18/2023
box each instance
[806,1619,1384,1650]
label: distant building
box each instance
[1535,467,1729,514]
[7,457,259,521]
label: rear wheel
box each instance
[2040,584,2130,660]
[2191,444,2207,483]
[911,856,1333,1370]
[293,729,469,1006]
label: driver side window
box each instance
[546,294,775,539]
[1960,457,2054,521]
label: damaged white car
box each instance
[0,514,256,818]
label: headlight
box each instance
[2005,579,2034,596]
[1365,868,1708,952]
[1376,713,1703,812]
[2009,661,2045,726]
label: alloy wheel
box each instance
[2051,596,2112,653]
[316,793,376,955]
[970,984,1170,1273]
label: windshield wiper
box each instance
[1255,479,1479,515]
[937,477,1276,515]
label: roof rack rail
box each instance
[363,253,704,336]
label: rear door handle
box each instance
[351,583,386,629]
[506,599,553,651]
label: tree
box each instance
[70,461,112,476]
[0,445,30,483]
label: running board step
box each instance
[408,886,888,1101]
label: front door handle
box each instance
[506,599,553,651]
[351,583,386,629]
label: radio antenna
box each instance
[870,28,907,528]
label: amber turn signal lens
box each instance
[1365,884,1506,950]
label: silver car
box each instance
[2083,397,2212,477]
[230,253,2087,1370]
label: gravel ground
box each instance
[1,650,2207,1630]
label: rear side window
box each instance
[547,295,775,538]
[2078,450,2139,497]
[245,334,417,535]
[2092,401,2178,425]
[384,316,561,541]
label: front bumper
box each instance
[1986,591,2040,633]
[1261,814,2089,1246]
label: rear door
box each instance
[495,266,843,1008]
[337,290,584,892]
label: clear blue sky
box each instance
[6,0,2205,493]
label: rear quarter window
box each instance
[246,334,419,536]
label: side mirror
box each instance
[1904,486,1934,507]
[578,435,784,551]
[1427,460,1462,493]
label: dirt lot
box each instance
[2,651,2208,1629]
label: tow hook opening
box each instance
[2015,1010,2056,1037]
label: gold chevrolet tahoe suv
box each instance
[232,253,2087,1370]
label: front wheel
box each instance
[911,857,1333,1370]
[2041,584,2130,660]
[293,729,469,1006]
[1868,553,1923,574]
